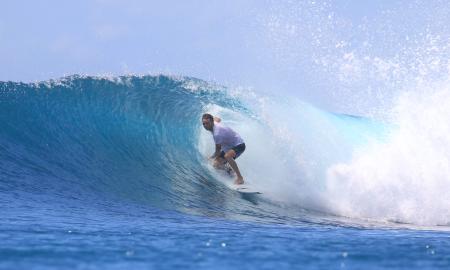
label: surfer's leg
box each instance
[224,150,244,185]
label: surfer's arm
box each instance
[213,116,221,123]
[210,144,222,159]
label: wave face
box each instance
[1,76,247,216]
[1,75,448,226]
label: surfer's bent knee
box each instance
[224,150,236,160]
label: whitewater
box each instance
[1,74,450,269]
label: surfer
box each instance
[202,113,246,185]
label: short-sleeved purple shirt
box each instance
[212,123,244,152]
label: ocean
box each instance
[1,75,450,269]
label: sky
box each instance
[2,0,450,112]
[1,0,270,82]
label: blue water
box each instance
[1,75,450,269]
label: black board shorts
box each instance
[219,143,246,160]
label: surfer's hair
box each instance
[202,113,213,122]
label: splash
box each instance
[325,81,450,226]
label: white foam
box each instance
[325,82,450,226]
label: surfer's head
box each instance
[202,113,214,131]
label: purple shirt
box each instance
[212,123,244,152]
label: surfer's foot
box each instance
[234,177,244,185]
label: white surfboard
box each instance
[231,184,262,194]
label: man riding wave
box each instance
[202,113,246,185]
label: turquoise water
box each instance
[1,75,449,269]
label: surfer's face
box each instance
[202,118,213,131]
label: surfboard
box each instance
[231,184,262,194]
[216,164,261,194]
